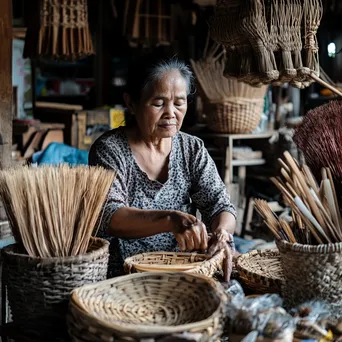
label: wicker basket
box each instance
[67,272,228,342]
[276,240,342,314]
[203,98,265,134]
[2,237,109,340]
[236,249,284,294]
[124,250,225,277]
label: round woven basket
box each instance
[276,240,342,314]
[67,272,228,342]
[203,98,265,134]
[2,237,109,340]
[123,250,225,277]
[236,249,284,294]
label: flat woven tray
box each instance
[236,249,284,294]
[124,250,225,278]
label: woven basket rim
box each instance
[236,248,284,282]
[207,97,265,105]
[276,239,342,254]
[70,271,227,335]
[2,236,109,264]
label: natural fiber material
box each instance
[123,250,225,277]
[67,272,228,342]
[2,237,109,340]
[0,165,115,258]
[276,239,342,313]
[236,249,284,294]
[24,0,94,59]
[203,98,265,134]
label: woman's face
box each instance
[131,70,188,139]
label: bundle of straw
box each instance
[24,0,94,60]
[0,165,115,258]
[293,101,342,212]
[255,151,342,245]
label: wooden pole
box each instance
[0,0,13,171]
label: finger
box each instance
[191,226,201,251]
[175,234,186,251]
[183,231,194,251]
[200,224,208,250]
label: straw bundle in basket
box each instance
[236,249,284,294]
[255,152,342,315]
[123,250,225,278]
[67,272,228,342]
[191,44,267,134]
[24,0,94,60]
[0,165,115,339]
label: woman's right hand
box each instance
[167,211,208,252]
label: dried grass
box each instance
[0,165,115,258]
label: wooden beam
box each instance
[0,0,13,170]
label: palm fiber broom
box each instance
[293,101,342,213]
[0,165,115,258]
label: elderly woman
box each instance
[89,55,236,277]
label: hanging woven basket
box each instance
[24,0,94,60]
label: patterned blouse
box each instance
[88,127,236,277]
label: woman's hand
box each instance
[167,211,208,251]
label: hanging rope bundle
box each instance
[209,0,331,91]
[24,0,94,60]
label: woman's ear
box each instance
[123,93,136,114]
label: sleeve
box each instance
[88,141,128,237]
[190,140,236,227]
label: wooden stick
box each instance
[310,72,342,97]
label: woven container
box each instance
[124,250,225,277]
[276,240,342,313]
[236,249,284,294]
[2,237,109,340]
[203,98,265,134]
[67,272,228,342]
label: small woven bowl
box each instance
[123,250,225,278]
[68,272,228,342]
[236,249,284,294]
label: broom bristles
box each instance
[0,165,116,258]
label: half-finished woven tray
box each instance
[236,249,284,294]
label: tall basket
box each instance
[276,240,342,316]
[2,237,109,340]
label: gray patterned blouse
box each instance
[88,127,236,276]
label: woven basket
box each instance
[67,272,228,342]
[123,250,225,277]
[2,237,109,340]
[236,249,284,294]
[276,240,342,314]
[203,98,265,134]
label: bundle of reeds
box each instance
[190,43,267,103]
[294,101,342,213]
[0,165,115,258]
[255,151,342,245]
[24,0,94,60]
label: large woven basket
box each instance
[236,249,284,294]
[2,237,109,340]
[123,250,225,277]
[276,240,342,315]
[67,272,228,342]
[203,98,265,134]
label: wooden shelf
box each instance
[231,159,266,167]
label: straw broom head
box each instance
[0,165,116,258]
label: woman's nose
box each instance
[163,104,176,118]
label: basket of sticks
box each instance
[236,249,284,294]
[124,250,225,278]
[67,272,228,342]
[255,149,342,316]
[0,165,115,339]
[191,43,267,134]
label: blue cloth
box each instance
[32,143,89,166]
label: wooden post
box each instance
[0,0,12,223]
[0,0,13,171]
